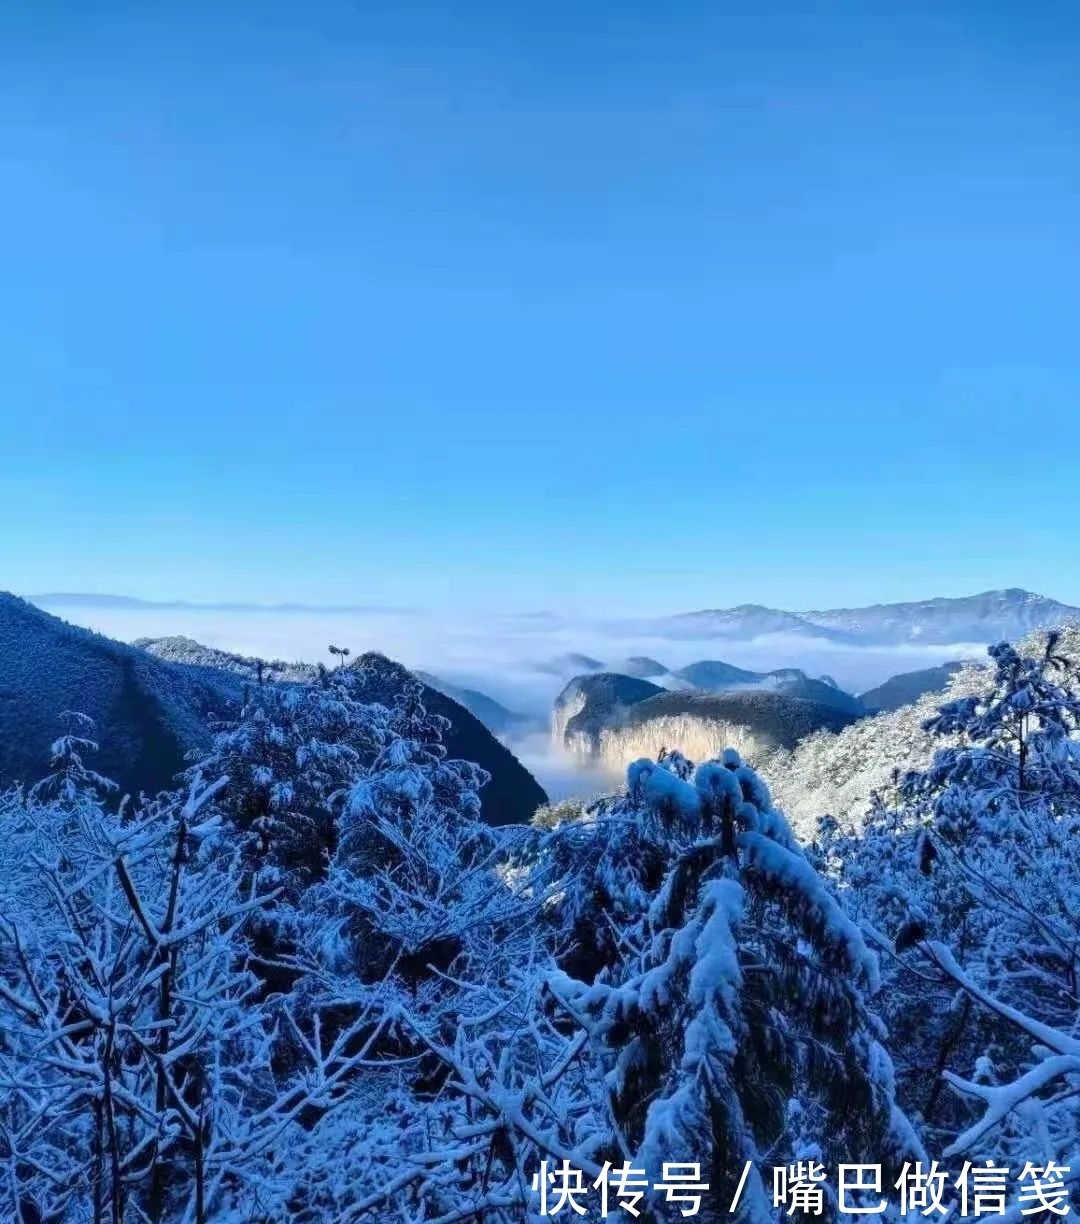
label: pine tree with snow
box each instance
[268,679,572,1221]
[28,710,118,805]
[188,662,383,890]
[538,749,915,1219]
[534,748,921,1223]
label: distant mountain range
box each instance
[31,587,1080,649]
[651,589,1080,646]
[546,642,1016,774]
[546,652,981,775]
[31,593,416,615]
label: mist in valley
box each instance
[30,595,988,802]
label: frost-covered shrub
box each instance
[531,795,590,829]
[0,765,283,1224]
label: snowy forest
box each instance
[1,623,1078,1223]
[5,0,1078,1217]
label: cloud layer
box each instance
[35,598,987,714]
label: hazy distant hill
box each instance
[858,662,964,713]
[609,655,669,679]
[672,660,762,688]
[801,588,1080,645]
[414,671,544,738]
[535,652,606,678]
[657,604,845,642]
[651,588,1080,646]
[34,593,413,614]
[672,660,862,714]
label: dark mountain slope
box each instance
[0,595,234,797]
[137,636,548,824]
[536,652,605,678]
[859,662,964,713]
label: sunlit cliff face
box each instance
[572,714,772,772]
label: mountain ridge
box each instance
[134,635,548,823]
[0,603,547,825]
[653,588,1080,646]
[28,587,1080,650]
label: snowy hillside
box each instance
[766,666,989,838]
[768,625,1080,837]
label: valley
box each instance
[10,586,1078,821]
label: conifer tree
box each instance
[188,661,382,890]
[536,749,922,1222]
[29,710,118,805]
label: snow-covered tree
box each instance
[29,710,118,805]
[270,680,574,1220]
[188,663,383,890]
[0,771,286,1224]
[821,634,1080,1167]
[532,748,921,1223]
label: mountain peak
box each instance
[651,589,1080,647]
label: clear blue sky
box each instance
[2,1,1078,614]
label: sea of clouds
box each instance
[32,598,987,802]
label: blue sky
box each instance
[2,1,1078,614]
